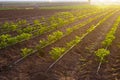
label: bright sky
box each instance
[0,0,119,3]
[0,0,87,1]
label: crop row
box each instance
[0,7,111,35]
[5,9,116,69]
[0,8,98,34]
[48,10,115,59]
[0,8,108,49]
[0,12,74,34]
[0,6,96,22]
[95,16,120,74]
[20,10,111,57]
[46,10,116,71]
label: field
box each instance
[0,3,120,80]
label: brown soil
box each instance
[0,10,103,69]
[0,9,71,22]
[40,10,120,80]
[0,10,98,36]
[96,19,120,80]
[0,10,120,80]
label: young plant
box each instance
[101,16,120,47]
[9,22,18,31]
[17,19,27,25]
[49,47,66,60]
[0,34,11,41]
[38,31,63,48]
[16,33,32,41]
[2,22,18,31]
[66,28,73,35]
[48,31,63,42]
[7,37,17,45]
[102,38,113,47]
[36,27,47,35]
[39,39,48,48]
[95,48,110,62]
[21,48,33,57]
[2,22,9,29]
[66,36,80,49]
[19,26,35,33]
[0,34,11,48]
[95,48,110,73]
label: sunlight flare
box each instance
[98,0,117,3]
[49,0,52,2]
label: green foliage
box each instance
[95,48,110,62]
[36,27,47,35]
[7,37,17,45]
[46,12,75,30]
[49,47,65,60]
[19,26,35,33]
[0,41,7,48]
[21,48,33,57]
[17,19,27,25]
[34,19,39,24]
[2,22,9,29]
[16,33,32,41]
[72,25,79,30]
[33,19,42,26]
[10,22,18,31]
[0,34,11,41]
[87,25,95,33]
[102,38,113,47]
[48,12,111,60]
[40,17,45,22]
[66,28,73,35]
[39,39,48,48]
[0,33,32,49]
[102,16,120,47]
[51,23,58,29]
[39,31,63,48]
[66,36,80,49]
[0,7,113,51]
[2,22,18,31]
[0,34,11,48]
[48,31,63,41]
[57,18,64,25]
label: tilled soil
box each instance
[0,10,120,80]
[0,9,71,22]
[97,19,120,80]
[38,10,120,80]
[0,10,104,70]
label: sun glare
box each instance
[49,0,52,2]
[98,0,117,3]
[91,0,119,5]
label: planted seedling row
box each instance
[94,16,120,74]
[46,10,116,72]
[20,10,111,57]
[0,9,109,49]
[0,8,102,35]
[1,10,115,71]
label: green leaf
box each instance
[49,47,66,60]
[95,48,110,62]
